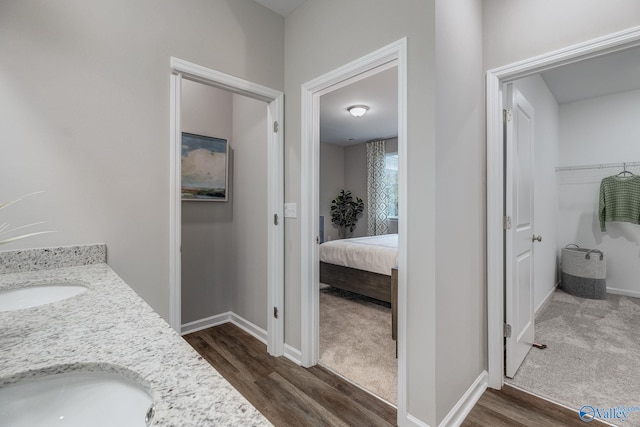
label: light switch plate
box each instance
[284,203,297,218]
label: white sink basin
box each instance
[0,283,88,312]
[0,371,154,427]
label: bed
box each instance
[319,233,397,301]
[319,234,398,342]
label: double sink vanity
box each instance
[0,245,270,426]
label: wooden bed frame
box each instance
[320,262,398,343]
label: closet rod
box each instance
[555,161,640,172]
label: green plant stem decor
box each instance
[0,192,54,246]
[330,189,364,239]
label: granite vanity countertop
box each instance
[0,259,271,426]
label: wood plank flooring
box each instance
[185,323,610,426]
[184,323,397,427]
[462,384,612,426]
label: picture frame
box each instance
[181,132,229,201]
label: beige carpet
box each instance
[507,289,640,426]
[319,285,397,405]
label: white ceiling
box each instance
[320,66,398,146]
[253,0,306,17]
[540,45,640,104]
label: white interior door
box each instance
[505,85,536,379]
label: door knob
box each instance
[532,235,542,242]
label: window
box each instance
[385,153,398,218]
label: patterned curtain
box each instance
[367,140,389,236]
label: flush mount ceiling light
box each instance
[347,105,369,118]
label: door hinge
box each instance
[503,216,512,230]
[504,109,512,122]
[504,323,512,338]
[274,213,279,225]
[273,307,279,319]
[316,236,320,244]
[273,121,279,133]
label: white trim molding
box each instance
[181,312,268,344]
[402,371,488,427]
[230,314,268,344]
[535,281,560,314]
[607,287,640,299]
[486,25,640,390]
[438,371,488,427]
[181,312,233,335]
[169,57,284,356]
[266,94,285,356]
[406,414,431,427]
[169,73,182,332]
[299,38,409,425]
[284,344,302,365]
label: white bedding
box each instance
[319,234,398,276]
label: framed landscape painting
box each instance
[181,132,229,201]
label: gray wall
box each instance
[180,84,268,329]
[343,143,368,238]
[319,143,345,242]
[230,94,268,329]
[434,1,640,421]
[434,0,485,422]
[0,0,284,320]
[483,0,640,70]
[285,1,437,424]
[557,88,640,297]
[181,80,233,323]
[320,138,398,241]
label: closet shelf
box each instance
[556,161,640,172]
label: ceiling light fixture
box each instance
[347,105,369,118]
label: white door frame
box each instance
[169,58,285,356]
[299,38,408,420]
[487,26,640,389]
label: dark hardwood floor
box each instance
[185,323,609,426]
[184,323,397,427]
[462,384,611,427]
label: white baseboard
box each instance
[535,281,560,314]
[284,344,302,365]
[180,311,267,345]
[438,370,488,427]
[181,312,232,335]
[402,370,488,427]
[406,413,431,427]
[229,313,267,344]
[607,287,640,299]
[535,283,640,302]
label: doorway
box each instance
[487,26,640,388]
[299,38,408,417]
[317,64,399,404]
[169,58,284,356]
[498,49,640,420]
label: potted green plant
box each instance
[330,189,364,239]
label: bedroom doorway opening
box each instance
[300,38,408,415]
[318,64,399,404]
[169,58,284,356]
